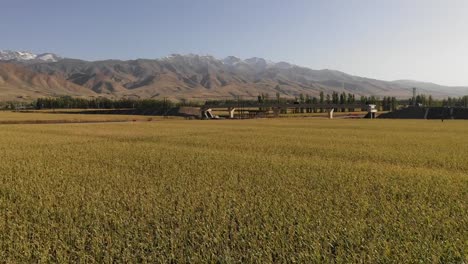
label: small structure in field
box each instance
[367,104,378,119]
[201,108,219,119]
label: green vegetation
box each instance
[0,118,467,262]
[3,92,466,114]
[34,97,180,110]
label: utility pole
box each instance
[412,87,417,107]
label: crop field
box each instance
[0,118,467,262]
[0,111,165,124]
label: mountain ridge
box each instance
[0,51,467,101]
[0,50,62,63]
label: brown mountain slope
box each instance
[0,62,98,101]
[26,56,405,100]
[2,54,466,100]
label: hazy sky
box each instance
[1,0,467,86]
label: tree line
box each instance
[408,94,468,108]
[265,92,398,112]
[2,93,467,111]
[34,97,179,110]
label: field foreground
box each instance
[0,111,163,124]
[0,118,467,262]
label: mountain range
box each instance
[0,50,62,63]
[1,50,467,101]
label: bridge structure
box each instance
[201,103,369,119]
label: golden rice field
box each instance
[0,115,467,262]
[0,111,164,124]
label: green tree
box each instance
[391,97,398,111]
[428,95,433,107]
[319,91,325,112]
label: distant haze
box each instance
[1,0,468,86]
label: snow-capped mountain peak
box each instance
[36,53,62,62]
[0,50,36,61]
[222,56,242,66]
[0,50,61,62]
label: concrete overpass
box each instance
[201,103,369,119]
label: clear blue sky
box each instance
[2,0,468,86]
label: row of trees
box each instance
[288,92,397,112]
[24,94,396,112]
[409,94,434,107]
[442,96,468,107]
[381,97,399,111]
[257,92,398,112]
[408,94,468,108]
[3,93,467,112]
[34,97,176,110]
